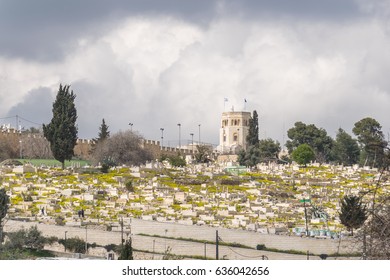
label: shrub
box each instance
[55,216,66,226]
[6,226,46,250]
[256,244,266,250]
[59,237,86,253]
[125,180,134,192]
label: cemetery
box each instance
[1,159,386,244]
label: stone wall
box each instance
[0,130,212,161]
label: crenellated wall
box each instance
[142,139,198,159]
[0,128,217,161]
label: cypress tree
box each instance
[339,195,367,236]
[246,110,259,147]
[98,118,110,141]
[43,84,78,169]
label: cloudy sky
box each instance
[1,0,390,147]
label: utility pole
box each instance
[216,230,219,260]
[121,217,124,246]
[300,198,311,236]
[85,224,88,254]
[304,200,309,236]
[65,231,67,252]
[153,239,155,260]
[190,133,194,153]
[363,227,367,260]
[177,123,181,148]
[198,124,201,145]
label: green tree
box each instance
[239,110,271,167]
[238,138,281,167]
[238,145,261,167]
[331,128,360,166]
[0,188,9,243]
[43,84,78,169]
[291,144,315,166]
[339,195,367,236]
[246,110,259,147]
[167,153,186,167]
[352,117,387,167]
[286,121,334,163]
[96,118,110,142]
[118,238,133,260]
[6,226,46,250]
[91,118,110,156]
[258,138,281,160]
[59,236,86,253]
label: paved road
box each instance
[4,219,359,260]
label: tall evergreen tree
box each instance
[97,118,110,142]
[352,117,387,167]
[339,195,367,236]
[0,188,10,242]
[43,84,78,169]
[246,110,259,147]
[331,128,360,166]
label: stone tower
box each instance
[218,109,251,153]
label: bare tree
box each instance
[20,134,53,159]
[363,196,390,259]
[0,135,18,161]
[91,130,152,166]
[357,147,390,259]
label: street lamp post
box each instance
[198,124,201,145]
[19,140,22,159]
[165,229,168,251]
[190,133,194,153]
[177,123,181,148]
[160,128,164,149]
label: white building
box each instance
[217,110,251,153]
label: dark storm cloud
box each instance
[219,0,362,21]
[0,0,363,62]
[6,87,53,128]
[0,0,216,61]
